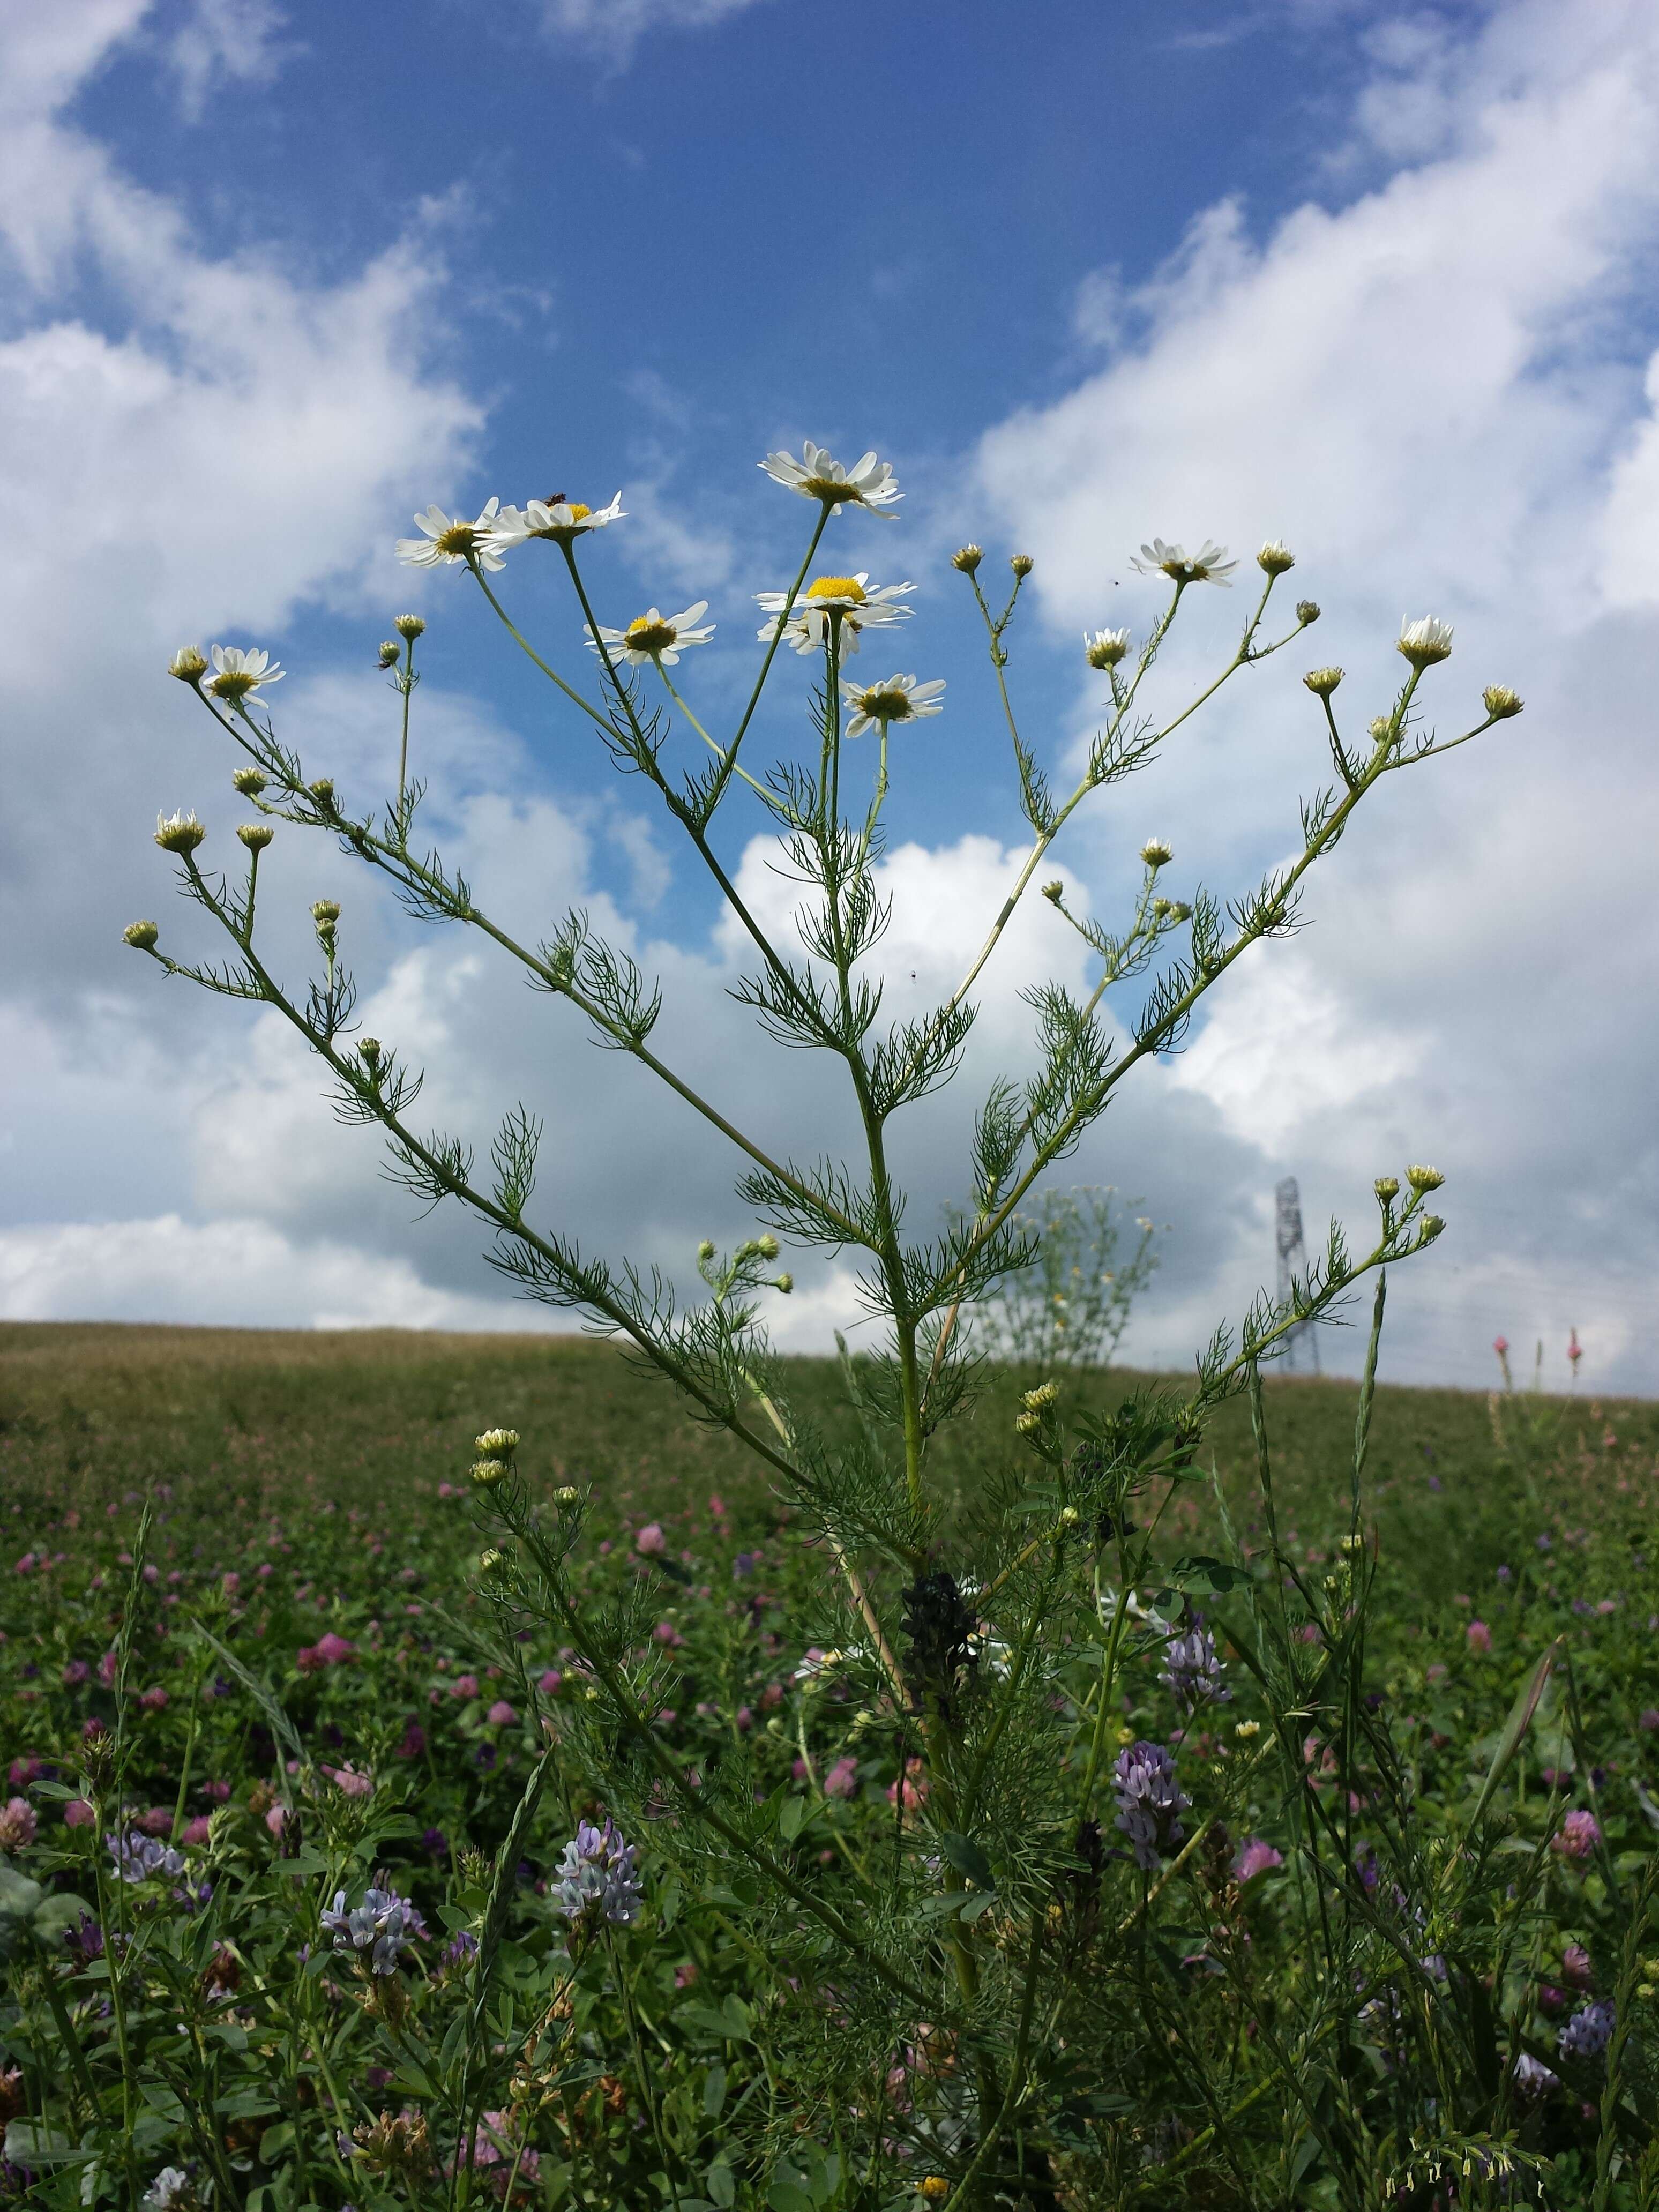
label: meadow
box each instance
[2,1321,1657,2211]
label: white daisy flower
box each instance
[754,574,914,656]
[487,492,626,549]
[588,602,714,668]
[1131,537,1236,587]
[1084,627,1131,669]
[206,645,285,702]
[758,442,901,517]
[1396,615,1454,667]
[396,498,507,571]
[841,673,945,738]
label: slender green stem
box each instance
[656,663,775,802]
[398,636,416,803]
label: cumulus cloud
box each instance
[975,0,1659,1391]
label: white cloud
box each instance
[972,0,1659,1389]
[532,0,773,46]
[0,1215,532,1331]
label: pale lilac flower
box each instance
[141,2167,193,2209]
[109,1829,185,1884]
[823,1757,859,1799]
[323,1763,373,1799]
[1160,1623,1230,1714]
[1113,1739,1188,1872]
[1559,1998,1615,2062]
[634,1523,667,1558]
[554,1817,643,1927]
[1466,1619,1492,1653]
[320,1884,420,1975]
[1513,2052,1559,2099]
[1562,1942,1594,1987]
[486,1700,517,1727]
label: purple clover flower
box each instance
[108,1829,185,1885]
[554,1817,644,1927]
[442,1929,479,1971]
[319,1885,421,1975]
[1559,1998,1615,2062]
[1160,1623,1230,1714]
[1112,1740,1188,1872]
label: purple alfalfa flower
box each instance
[1559,1998,1615,2062]
[1234,1838,1283,1884]
[63,1911,104,1966]
[441,1929,479,1973]
[1112,1740,1189,1873]
[1513,2051,1559,2100]
[108,1829,185,1885]
[320,1884,420,1976]
[555,1816,644,1928]
[1160,1620,1230,1715]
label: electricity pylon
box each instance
[1275,1176,1320,1374]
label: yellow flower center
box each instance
[623,616,676,654]
[530,500,594,541]
[435,524,479,557]
[801,475,864,506]
[806,576,868,604]
[209,671,257,699]
[857,686,910,721]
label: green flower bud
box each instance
[1483,684,1523,720]
[357,1037,381,1068]
[1139,839,1172,869]
[154,810,206,854]
[756,1234,779,1260]
[308,778,336,809]
[951,545,982,573]
[394,613,426,640]
[471,1459,507,1488]
[237,823,274,851]
[775,1273,794,1294]
[378,641,401,669]
[1295,600,1320,626]
[554,1485,579,1505]
[1417,1213,1446,1241]
[1374,1176,1400,1204]
[475,1429,519,1454]
[1303,667,1344,698]
[697,1238,716,1261]
[1041,880,1064,903]
[123,920,160,951]
[1257,541,1296,575]
[1406,1164,1444,1193]
[1010,553,1034,578]
[232,766,267,796]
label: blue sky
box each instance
[5,0,1659,1394]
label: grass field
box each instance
[3,1321,1658,2210]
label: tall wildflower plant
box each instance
[115,448,1590,2208]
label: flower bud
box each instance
[1302,667,1343,698]
[357,1037,381,1068]
[311,899,341,929]
[1084,627,1130,669]
[475,1429,519,1454]
[169,645,208,684]
[1015,1410,1042,1437]
[394,613,427,640]
[1059,1505,1080,1525]
[775,1273,794,1294]
[1235,1719,1260,1740]
[554,1485,579,1505]
[232,766,267,796]
[1369,716,1393,744]
[951,545,982,574]
[697,1238,716,1262]
[1041,880,1064,903]
[1295,600,1320,626]
[1373,1176,1399,1205]
[308,778,337,809]
[377,641,401,669]
[1010,553,1034,578]
[1257,541,1296,575]
[154,810,206,854]
[756,1233,779,1260]
[1418,1213,1445,1241]
[1165,901,1192,923]
[1020,1380,1060,1411]
[1139,839,1172,868]
[471,1459,507,1488]
[1153,897,1171,918]
[479,1549,505,1573]
[1397,616,1453,668]
[1405,1164,1444,1193]
[237,823,274,851]
[1482,684,1523,720]
[124,920,160,951]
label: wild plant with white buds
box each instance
[126,437,1559,2206]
